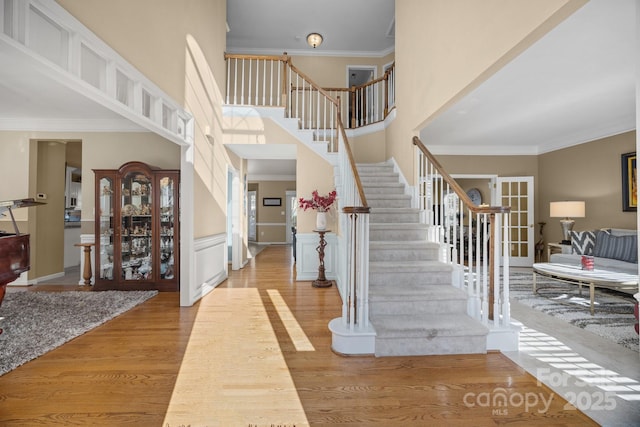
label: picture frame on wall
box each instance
[621,151,636,212]
[263,197,281,206]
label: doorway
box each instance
[346,65,376,127]
[285,191,296,244]
[227,166,242,270]
[248,190,257,241]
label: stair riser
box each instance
[369,272,450,286]
[358,167,395,174]
[370,212,420,223]
[360,176,400,184]
[367,199,412,208]
[362,186,405,194]
[369,248,438,262]
[370,299,467,316]
[375,335,487,357]
[370,229,427,241]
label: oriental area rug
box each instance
[0,290,158,376]
[509,272,638,352]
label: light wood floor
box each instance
[0,246,597,426]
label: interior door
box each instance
[248,190,257,241]
[496,177,535,267]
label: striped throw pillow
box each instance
[570,230,596,255]
[593,230,638,263]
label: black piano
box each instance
[0,199,45,322]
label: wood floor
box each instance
[0,246,597,426]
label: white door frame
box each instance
[496,176,535,267]
[285,190,296,244]
[248,190,257,241]
[227,165,242,270]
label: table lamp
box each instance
[550,201,585,244]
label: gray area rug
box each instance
[0,290,158,376]
[509,272,638,351]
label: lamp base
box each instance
[559,217,575,243]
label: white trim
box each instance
[188,233,227,305]
[256,222,286,226]
[180,143,196,306]
[247,174,296,181]
[225,46,395,59]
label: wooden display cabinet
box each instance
[93,161,179,291]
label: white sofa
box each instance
[549,228,638,275]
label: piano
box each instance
[0,199,46,332]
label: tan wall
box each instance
[389,0,586,183]
[253,180,295,243]
[539,131,637,243]
[350,129,387,164]
[291,53,395,88]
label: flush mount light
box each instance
[306,33,323,48]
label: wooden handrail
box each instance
[412,136,509,215]
[337,113,368,209]
[288,63,339,105]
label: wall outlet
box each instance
[36,193,47,199]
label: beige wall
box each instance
[350,129,387,164]
[291,53,395,88]
[253,180,295,243]
[539,131,637,243]
[389,0,586,183]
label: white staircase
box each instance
[359,162,489,356]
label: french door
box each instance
[496,177,535,267]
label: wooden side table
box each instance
[75,243,95,286]
[312,229,333,288]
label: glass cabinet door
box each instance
[121,170,153,281]
[159,175,176,280]
[98,176,114,281]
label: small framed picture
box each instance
[621,151,636,212]
[263,197,281,206]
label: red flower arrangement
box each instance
[298,190,337,212]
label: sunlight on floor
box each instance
[267,289,315,352]
[516,321,640,403]
[163,288,309,426]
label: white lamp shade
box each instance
[550,201,585,218]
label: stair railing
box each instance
[224,53,395,135]
[336,112,370,331]
[413,136,512,329]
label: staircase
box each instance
[358,162,489,356]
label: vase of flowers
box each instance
[299,189,337,231]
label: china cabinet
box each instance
[93,161,179,291]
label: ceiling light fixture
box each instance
[306,33,323,48]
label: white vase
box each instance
[316,211,327,230]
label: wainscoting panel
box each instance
[191,233,228,304]
[295,232,337,281]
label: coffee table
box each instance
[532,263,638,315]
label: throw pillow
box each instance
[570,230,596,255]
[593,230,638,263]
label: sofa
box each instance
[549,228,638,275]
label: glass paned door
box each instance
[497,176,534,267]
[159,175,176,280]
[121,170,153,281]
[98,176,114,281]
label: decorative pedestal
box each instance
[312,229,333,288]
[75,242,95,286]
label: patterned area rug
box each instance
[0,290,158,376]
[509,272,638,351]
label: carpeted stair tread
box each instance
[371,314,489,338]
[370,241,439,250]
[370,284,467,300]
[370,223,428,230]
[369,260,452,273]
[370,207,420,213]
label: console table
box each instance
[533,262,638,315]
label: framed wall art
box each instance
[263,197,281,206]
[621,151,636,212]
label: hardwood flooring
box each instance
[0,246,597,426]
